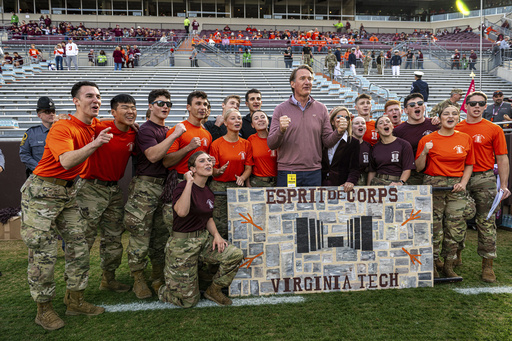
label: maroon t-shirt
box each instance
[135,120,169,178]
[359,141,371,174]
[369,137,416,176]
[393,118,439,155]
[172,181,215,233]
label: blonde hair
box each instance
[329,106,352,137]
[223,108,241,121]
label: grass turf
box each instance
[1,228,512,340]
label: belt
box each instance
[85,178,118,187]
[376,173,401,181]
[255,176,276,183]
[474,169,495,176]
[138,175,165,185]
[36,175,74,188]
[172,230,204,238]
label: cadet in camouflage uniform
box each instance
[430,88,463,117]
[159,151,243,307]
[124,89,186,299]
[416,105,474,278]
[20,81,109,330]
[324,48,337,80]
[456,91,511,282]
[363,53,372,75]
[75,94,138,293]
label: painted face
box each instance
[352,117,367,139]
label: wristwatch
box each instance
[399,180,406,185]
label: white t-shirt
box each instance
[66,42,78,56]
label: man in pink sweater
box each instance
[268,65,347,186]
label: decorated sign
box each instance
[227,186,434,296]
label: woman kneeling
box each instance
[158,151,244,307]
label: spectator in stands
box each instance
[417,50,424,69]
[190,47,199,67]
[302,41,313,67]
[483,90,512,123]
[243,48,252,68]
[268,65,346,187]
[321,106,359,190]
[97,50,107,66]
[404,49,414,69]
[415,105,474,278]
[348,47,357,75]
[283,46,293,68]
[376,51,385,75]
[54,44,64,70]
[390,50,402,77]
[431,89,464,116]
[184,17,191,34]
[13,52,23,67]
[367,115,415,186]
[410,71,429,102]
[133,45,141,66]
[126,46,135,68]
[87,49,95,66]
[223,25,231,33]
[469,50,477,70]
[113,24,123,42]
[340,35,348,44]
[29,44,41,64]
[2,52,13,66]
[11,12,19,27]
[19,96,56,177]
[66,38,79,71]
[451,49,461,69]
[113,46,123,71]
[192,19,200,35]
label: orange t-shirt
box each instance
[80,120,136,181]
[456,119,508,172]
[210,137,254,182]
[247,134,277,177]
[29,48,40,57]
[416,131,475,177]
[34,115,98,180]
[166,120,212,174]
[363,120,379,146]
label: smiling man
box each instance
[393,93,440,185]
[240,89,268,139]
[268,64,347,187]
[457,91,510,282]
[76,94,138,294]
[483,90,512,123]
[124,89,186,300]
[21,81,112,330]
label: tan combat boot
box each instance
[99,270,131,293]
[132,270,152,299]
[434,259,444,271]
[453,250,462,267]
[35,301,65,330]
[150,263,165,294]
[64,289,105,316]
[443,258,459,278]
[204,282,233,306]
[482,258,496,283]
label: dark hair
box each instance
[187,91,208,105]
[250,109,268,120]
[245,88,261,102]
[403,93,424,107]
[111,94,136,110]
[71,81,99,98]
[148,89,170,104]
[355,93,372,105]
[466,91,487,102]
[188,151,209,169]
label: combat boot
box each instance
[132,270,152,299]
[453,250,462,267]
[99,270,131,293]
[35,301,65,331]
[443,258,459,278]
[150,263,165,294]
[434,258,444,271]
[204,282,232,306]
[64,289,105,316]
[482,258,496,283]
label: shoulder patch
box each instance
[20,133,28,146]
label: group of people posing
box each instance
[18,65,510,332]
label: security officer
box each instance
[410,71,429,103]
[19,97,56,177]
[324,48,337,80]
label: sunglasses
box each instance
[467,101,486,107]
[407,101,424,108]
[151,100,173,108]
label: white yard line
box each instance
[453,287,512,295]
[102,296,305,312]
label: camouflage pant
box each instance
[75,178,125,272]
[162,178,184,229]
[158,229,243,308]
[20,175,89,303]
[363,63,369,75]
[209,180,237,240]
[407,170,425,186]
[370,176,396,186]
[124,176,170,272]
[424,175,468,261]
[250,176,277,188]
[377,64,383,75]
[327,64,335,78]
[357,172,368,186]
[466,170,497,259]
[303,55,312,67]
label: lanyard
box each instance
[493,103,503,116]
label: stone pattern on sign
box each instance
[228,186,433,296]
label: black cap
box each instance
[493,91,504,96]
[37,96,55,111]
